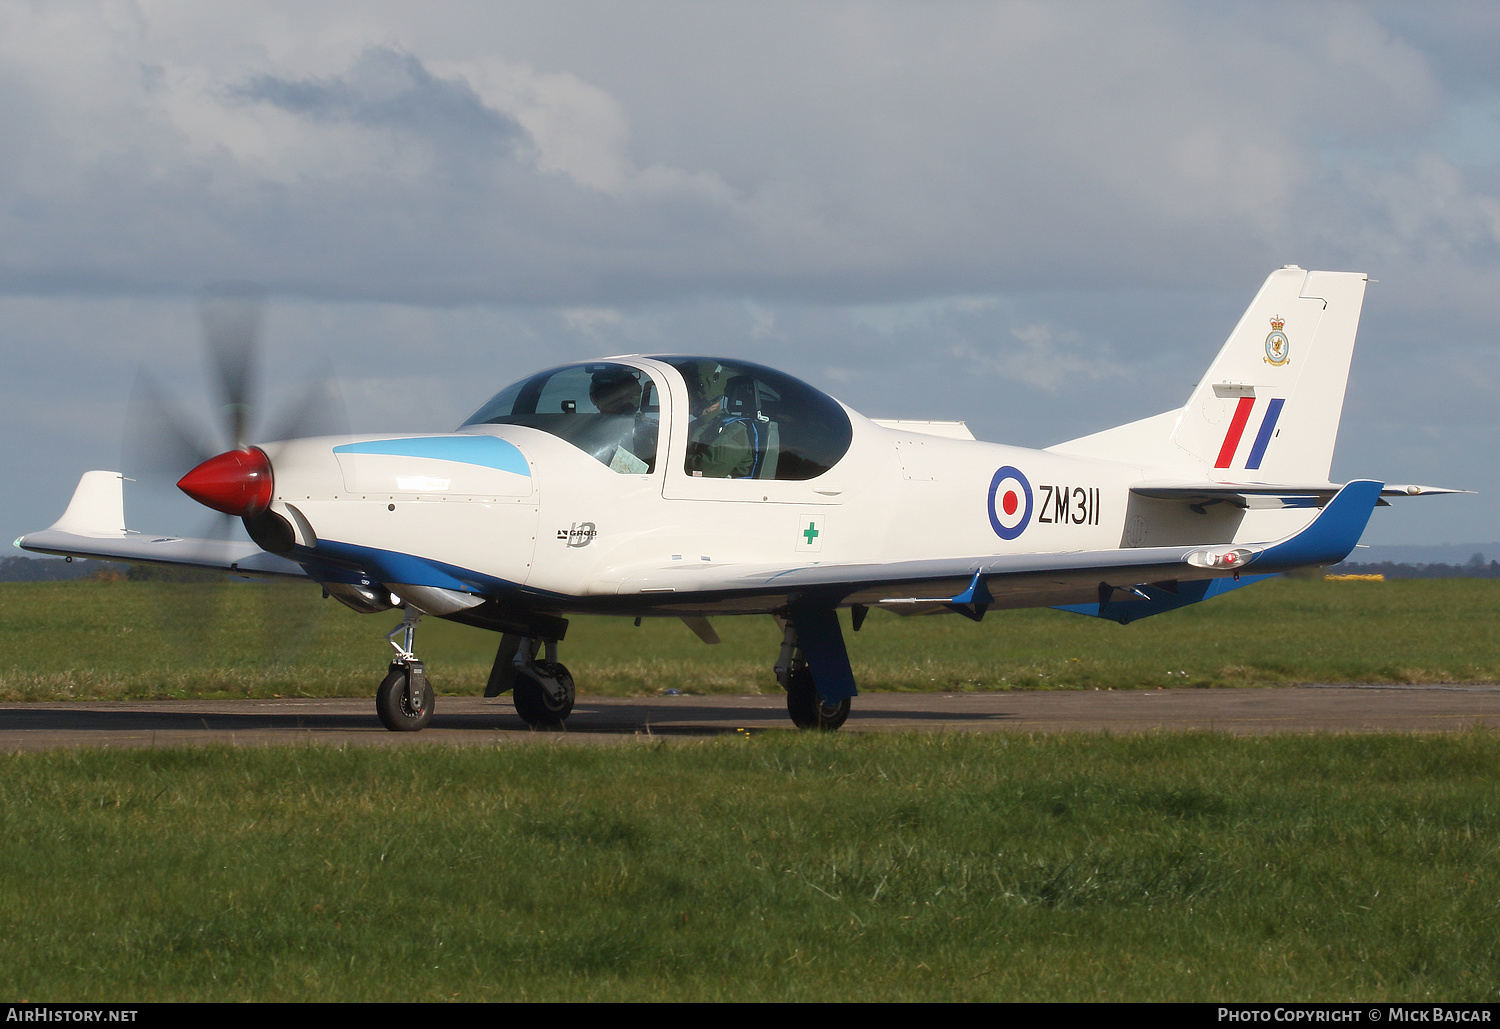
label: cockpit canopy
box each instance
[664,358,852,480]
[462,358,853,480]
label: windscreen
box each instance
[463,363,660,474]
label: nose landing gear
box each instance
[377,606,433,732]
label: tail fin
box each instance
[1173,266,1367,481]
[1050,267,1368,482]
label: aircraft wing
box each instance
[14,471,308,580]
[601,542,1251,617]
[17,527,307,579]
[594,480,1386,620]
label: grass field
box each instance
[4,577,1499,1001]
[1,576,1497,701]
[2,732,1498,1002]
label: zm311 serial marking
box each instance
[1036,485,1101,526]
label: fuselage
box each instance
[252,355,1316,621]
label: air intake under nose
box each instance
[177,447,274,516]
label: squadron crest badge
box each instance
[1264,316,1290,366]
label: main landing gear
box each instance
[372,604,851,734]
[774,612,854,731]
[373,610,575,733]
[377,606,433,732]
[485,632,575,728]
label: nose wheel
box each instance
[377,660,433,731]
[377,606,435,732]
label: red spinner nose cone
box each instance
[177,447,273,516]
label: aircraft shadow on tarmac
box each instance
[3,698,1011,739]
[4,707,417,734]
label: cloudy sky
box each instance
[3,1,1497,548]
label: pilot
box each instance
[589,368,655,473]
[686,378,756,478]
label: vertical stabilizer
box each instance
[1171,267,1367,482]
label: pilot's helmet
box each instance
[589,368,641,414]
[683,363,727,415]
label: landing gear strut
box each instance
[775,615,852,731]
[377,606,433,732]
[486,633,574,727]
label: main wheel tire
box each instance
[376,666,434,732]
[513,661,575,727]
[785,666,850,731]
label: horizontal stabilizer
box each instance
[1132,482,1335,510]
[1380,484,1472,498]
[1132,481,1468,510]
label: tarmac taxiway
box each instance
[2,684,1497,751]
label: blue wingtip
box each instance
[1255,479,1384,569]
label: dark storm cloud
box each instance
[230,47,527,156]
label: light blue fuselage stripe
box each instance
[1244,398,1285,470]
[332,436,529,477]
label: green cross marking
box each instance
[803,521,819,544]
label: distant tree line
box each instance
[0,557,220,583]
[0,556,119,581]
[1329,553,1500,580]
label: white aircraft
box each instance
[17,267,1462,731]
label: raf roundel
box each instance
[987,465,1033,540]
